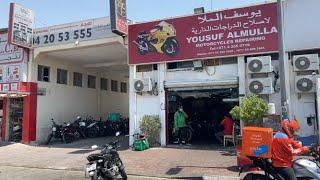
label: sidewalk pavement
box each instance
[0,137,240,179]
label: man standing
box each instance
[215,115,233,144]
[173,106,188,144]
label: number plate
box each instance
[86,163,96,172]
[52,127,57,131]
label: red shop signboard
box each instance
[128,3,278,65]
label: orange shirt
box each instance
[221,117,233,135]
[271,131,307,167]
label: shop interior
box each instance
[167,88,239,145]
[8,98,23,142]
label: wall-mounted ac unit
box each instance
[295,75,316,93]
[247,56,273,74]
[248,78,274,94]
[134,78,152,92]
[293,54,319,71]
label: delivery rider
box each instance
[173,106,188,144]
[271,118,309,180]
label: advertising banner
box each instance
[128,3,278,65]
[8,3,35,49]
[110,0,128,36]
[0,33,27,83]
[33,17,115,47]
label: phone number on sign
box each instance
[33,28,92,45]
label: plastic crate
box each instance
[133,139,149,151]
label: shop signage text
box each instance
[0,33,27,83]
[128,3,278,65]
[8,3,35,49]
[110,0,128,36]
[33,17,115,47]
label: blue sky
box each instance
[0,0,266,29]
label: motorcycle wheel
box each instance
[243,173,268,180]
[45,133,53,145]
[62,133,74,144]
[137,40,149,55]
[119,168,127,180]
[87,128,98,138]
[163,38,179,56]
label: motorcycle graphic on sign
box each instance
[133,21,179,57]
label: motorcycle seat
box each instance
[87,153,103,161]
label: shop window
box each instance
[38,65,50,82]
[101,78,108,90]
[220,57,237,65]
[57,69,68,85]
[120,82,127,93]
[111,80,118,92]
[73,72,82,87]
[88,75,96,89]
[167,61,194,69]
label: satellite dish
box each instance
[249,80,264,94]
[296,78,313,92]
[248,59,263,73]
[295,57,310,70]
[134,80,144,91]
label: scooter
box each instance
[133,21,179,57]
[85,132,127,180]
[240,144,320,179]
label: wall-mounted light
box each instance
[75,40,79,46]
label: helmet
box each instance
[281,119,300,138]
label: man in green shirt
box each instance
[173,106,188,144]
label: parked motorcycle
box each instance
[133,21,179,57]
[85,132,127,180]
[46,118,63,145]
[12,124,22,142]
[240,144,320,179]
[61,122,80,144]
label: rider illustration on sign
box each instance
[133,21,179,57]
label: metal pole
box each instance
[277,0,289,119]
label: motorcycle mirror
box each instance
[91,145,98,150]
[116,132,120,137]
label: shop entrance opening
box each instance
[8,98,23,142]
[167,88,239,146]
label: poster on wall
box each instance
[128,3,278,64]
[33,17,114,47]
[7,65,20,82]
[110,0,128,36]
[8,3,35,49]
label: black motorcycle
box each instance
[12,124,22,142]
[85,132,127,180]
[46,119,63,145]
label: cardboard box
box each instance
[241,127,273,158]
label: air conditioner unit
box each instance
[134,78,152,92]
[247,56,273,74]
[295,75,316,93]
[293,54,319,71]
[248,78,274,94]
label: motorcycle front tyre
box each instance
[62,133,74,144]
[87,128,98,138]
[119,168,127,180]
[243,173,268,180]
[45,133,53,145]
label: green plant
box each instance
[229,94,268,125]
[140,115,161,146]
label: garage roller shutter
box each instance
[164,77,238,91]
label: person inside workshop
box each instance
[272,118,310,180]
[173,105,188,144]
[215,114,233,144]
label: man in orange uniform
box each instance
[272,119,309,180]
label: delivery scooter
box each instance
[133,21,179,57]
[240,144,320,179]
